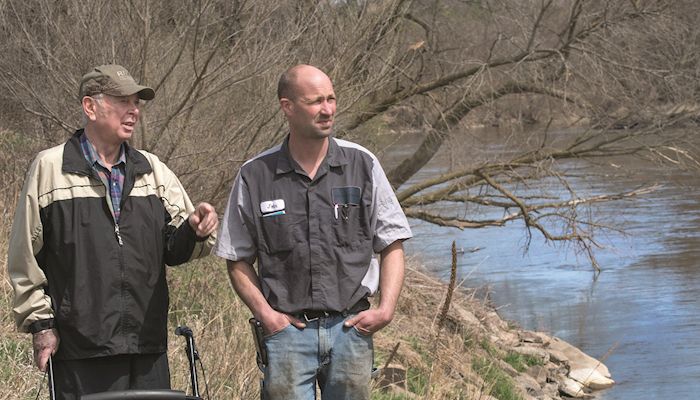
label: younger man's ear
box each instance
[279,98,293,117]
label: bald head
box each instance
[278,64,337,140]
[277,64,331,100]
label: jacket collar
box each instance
[63,129,152,176]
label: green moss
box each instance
[0,338,31,371]
[406,367,429,395]
[371,391,414,400]
[371,365,429,399]
[0,337,36,399]
[503,351,544,373]
[472,357,524,400]
[462,332,476,349]
[407,336,431,362]
[479,338,499,357]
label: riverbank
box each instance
[0,240,612,399]
[372,263,614,399]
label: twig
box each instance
[437,241,458,330]
[383,342,401,370]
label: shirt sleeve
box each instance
[8,155,54,333]
[370,158,413,253]
[214,170,257,264]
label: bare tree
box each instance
[1,0,699,272]
[327,0,700,271]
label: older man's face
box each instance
[92,94,141,143]
[282,70,336,140]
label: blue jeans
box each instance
[262,314,373,400]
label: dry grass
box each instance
[375,264,512,400]
[1,250,518,400]
[0,256,511,400]
[1,130,44,400]
[0,131,516,400]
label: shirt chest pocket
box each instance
[260,215,297,253]
[331,186,369,248]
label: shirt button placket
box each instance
[307,184,323,305]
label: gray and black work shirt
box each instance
[215,136,412,314]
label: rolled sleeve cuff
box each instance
[374,230,412,253]
[213,246,257,265]
[28,318,55,334]
[373,201,413,253]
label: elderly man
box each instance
[7,64,218,399]
[215,64,412,399]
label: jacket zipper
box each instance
[71,167,125,246]
[68,141,132,349]
[114,224,124,246]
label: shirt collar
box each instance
[275,135,349,175]
[325,136,349,167]
[79,132,126,169]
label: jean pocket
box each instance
[263,323,292,340]
[352,325,374,338]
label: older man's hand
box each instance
[33,328,59,372]
[188,202,219,238]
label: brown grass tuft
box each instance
[0,132,522,399]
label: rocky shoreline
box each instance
[373,266,614,399]
[475,309,615,399]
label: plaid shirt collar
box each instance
[79,132,126,222]
[79,132,126,170]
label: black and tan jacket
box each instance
[8,130,215,360]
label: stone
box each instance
[375,364,407,390]
[519,330,549,345]
[495,330,520,346]
[383,383,419,399]
[515,373,544,397]
[569,367,615,390]
[525,364,548,385]
[450,304,483,327]
[513,345,550,364]
[545,361,568,378]
[559,377,588,398]
[496,359,520,377]
[547,349,569,365]
[483,311,509,332]
[547,336,611,378]
[542,382,560,398]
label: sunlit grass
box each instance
[504,351,544,373]
[472,357,524,400]
[0,132,524,400]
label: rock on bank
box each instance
[373,267,614,400]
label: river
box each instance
[389,126,700,399]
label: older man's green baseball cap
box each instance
[79,64,155,101]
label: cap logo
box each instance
[116,70,130,79]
